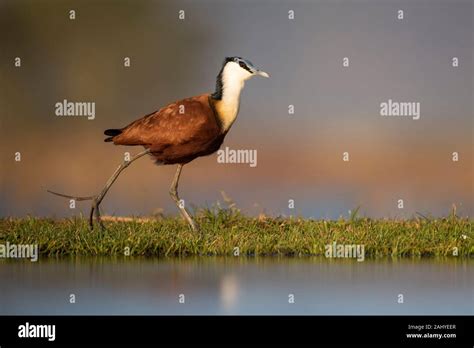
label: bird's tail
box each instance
[104,128,122,142]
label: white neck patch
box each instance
[217,62,252,131]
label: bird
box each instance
[48,56,269,232]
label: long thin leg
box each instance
[169,164,198,231]
[48,149,151,230]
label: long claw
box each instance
[94,201,105,231]
[47,148,151,232]
[47,190,95,201]
[89,202,96,230]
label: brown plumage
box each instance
[49,57,269,231]
[105,94,226,165]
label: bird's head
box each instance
[212,56,269,101]
[222,56,270,82]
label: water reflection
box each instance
[0,257,472,315]
[220,274,239,313]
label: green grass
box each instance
[0,208,472,258]
[0,208,474,257]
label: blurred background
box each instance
[1,0,472,219]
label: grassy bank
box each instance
[1,208,472,258]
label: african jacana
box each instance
[49,57,269,231]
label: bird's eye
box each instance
[239,61,246,69]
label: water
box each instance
[0,257,472,315]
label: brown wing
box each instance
[110,94,224,163]
[112,94,218,146]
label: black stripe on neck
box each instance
[211,64,225,100]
